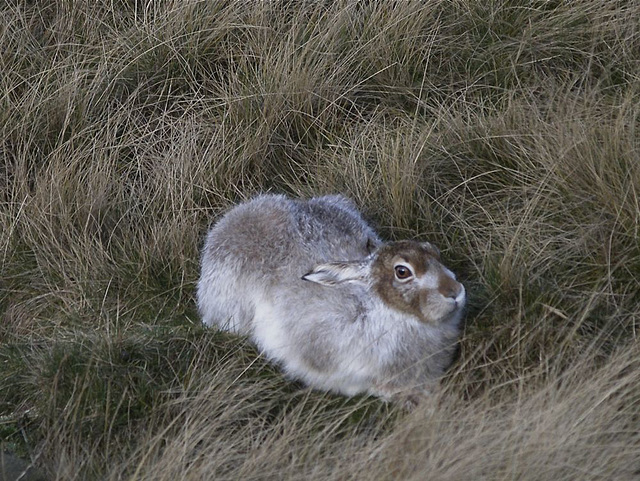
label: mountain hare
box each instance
[197,194,465,404]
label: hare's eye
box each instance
[394,265,412,280]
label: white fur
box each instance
[417,270,441,290]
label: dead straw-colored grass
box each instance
[1,1,639,479]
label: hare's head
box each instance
[302,240,465,325]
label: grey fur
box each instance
[197,194,465,404]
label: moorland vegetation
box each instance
[1,1,639,479]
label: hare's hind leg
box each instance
[196,270,256,334]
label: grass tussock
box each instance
[1,1,639,479]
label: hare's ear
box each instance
[302,261,369,287]
[422,242,441,259]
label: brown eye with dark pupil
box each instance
[394,265,411,279]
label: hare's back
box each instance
[293,195,380,262]
[202,194,301,273]
[203,194,377,276]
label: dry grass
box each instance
[1,1,639,479]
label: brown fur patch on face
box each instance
[438,271,463,299]
[371,241,441,322]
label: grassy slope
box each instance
[1,1,639,479]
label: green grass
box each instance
[1,0,640,479]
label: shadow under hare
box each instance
[197,194,465,405]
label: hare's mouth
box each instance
[419,293,465,325]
